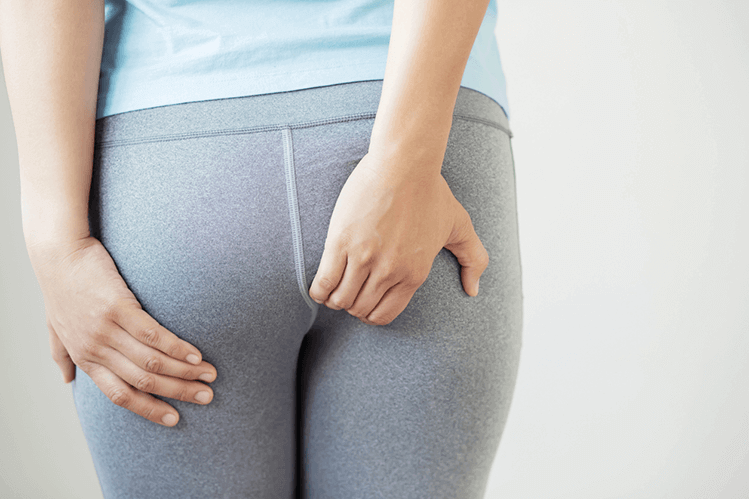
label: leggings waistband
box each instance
[94,80,512,149]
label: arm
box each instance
[1,0,100,245]
[1,0,217,426]
[368,0,492,176]
[308,0,491,322]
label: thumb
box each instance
[443,202,489,297]
[48,321,76,383]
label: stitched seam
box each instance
[453,114,514,138]
[94,112,511,149]
[281,127,319,328]
[95,112,378,149]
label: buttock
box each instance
[72,80,522,499]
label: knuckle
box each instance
[381,259,401,277]
[173,385,191,403]
[89,327,108,343]
[332,232,353,249]
[353,248,376,267]
[79,337,103,359]
[367,313,391,326]
[101,300,122,322]
[140,404,156,421]
[133,373,156,393]
[402,267,426,288]
[165,342,182,360]
[179,364,195,379]
[74,357,92,371]
[346,307,363,318]
[108,388,131,408]
[143,355,163,374]
[139,327,160,347]
[329,296,350,310]
[316,276,337,293]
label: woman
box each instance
[1,0,522,497]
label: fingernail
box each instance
[162,413,177,426]
[186,354,200,365]
[195,391,211,404]
[474,279,480,296]
[198,372,214,382]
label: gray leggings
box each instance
[72,80,523,499]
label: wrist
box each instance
[368,112,452,180]
[366,132,447,181]
[360,149,444,191]
[22,210,91,260]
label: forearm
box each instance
[368,0,491,177]
[0,0,104,252]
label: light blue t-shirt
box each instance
[97,0,510,121]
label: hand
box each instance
[308,152,489,325]
[28,236,217,427]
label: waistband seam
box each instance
[94,112,511,149]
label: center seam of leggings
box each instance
[281,126,320,332]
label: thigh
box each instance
[296,87,523,498]
[72,110,312,498]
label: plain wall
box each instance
[2,1,748,498]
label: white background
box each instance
[1,1,748,498]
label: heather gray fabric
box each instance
[72,80,523,499]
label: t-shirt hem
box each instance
[96,59,510,122]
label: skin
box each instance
[0,0,490,426]
[309,0,492,323]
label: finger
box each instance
[81,361,180,427]
[363,280,416,326]
[309,239,348,305]
[108,327,217,383]
[114,306,203,365]
[325,255,370,310]
[345,265,398,319]
[443,205,490,297]
[100,347,214,405]
[48,323,76,383]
